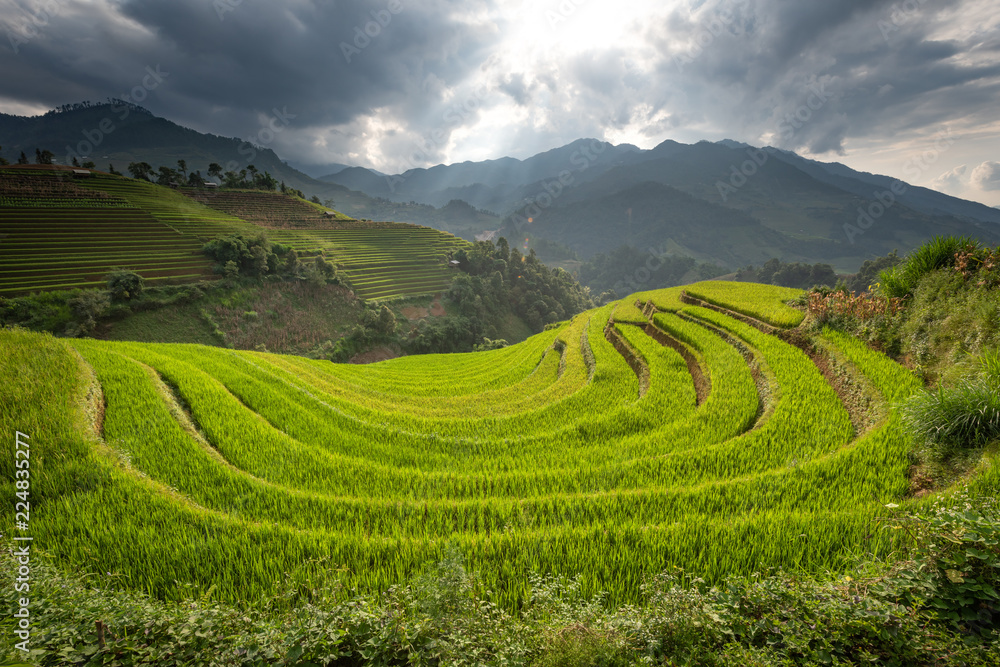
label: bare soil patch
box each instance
[401,305,429,320]
[350,346,400,364]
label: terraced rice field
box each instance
[272,226,468,299]
[0,169,468,299]
[0,169,253,294]
[6,281,986,610]
[184,190,469,299]
[184,189,354,227]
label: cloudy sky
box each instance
[2,0,999,205]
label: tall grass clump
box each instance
[878,236,980,298]
[901,350,1000,461]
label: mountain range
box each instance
[321,138,1000,271]
[4,102,998,272]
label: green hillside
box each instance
[0,167,469,300]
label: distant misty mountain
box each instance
[765,149,1000,226]
[320,139,644,209]
[323,137,1000,271]
[283,160,354,179]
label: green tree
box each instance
[177,159,187,178]
[376,304,396,336]
[35,149,54,165]
[284,248,300,275]
[222,260,239,280]
[222,171,242,188]
[203,234,276,277]
[156,166,178,186]
[17,151,28,165]
[127,162,153,181]
[106,270,145,301]
[66,291,110,336]
[208,163,223,181]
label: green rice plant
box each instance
[610,299,648,324]
[684,281,805,328]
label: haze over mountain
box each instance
[321,136,1000,271]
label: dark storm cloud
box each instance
[0,0,502,147]
[1,0,998,171]
[644,0,999,154]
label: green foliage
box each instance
[106,269,145,301]
[847,250,901,294]
[877,491,1000,634]
[127,161,153,181]
[408,313,482,354]
[736,258,837,289]
[578,245,725,295]
[306,255,338,286]
[450,238,592,335]
[34,148,54,164]
[474,337,509,351]
[65,289,110,335]
[981,349,1000,385]
[202,234,278,278]
[878,236,980,298]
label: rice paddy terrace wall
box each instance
[6,281,992,610]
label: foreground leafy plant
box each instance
[875,490,1000,633]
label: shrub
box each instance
[901,369,1000,461]
[65,290,110,336]
[106,269,144,301]
[879,236,980,298]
